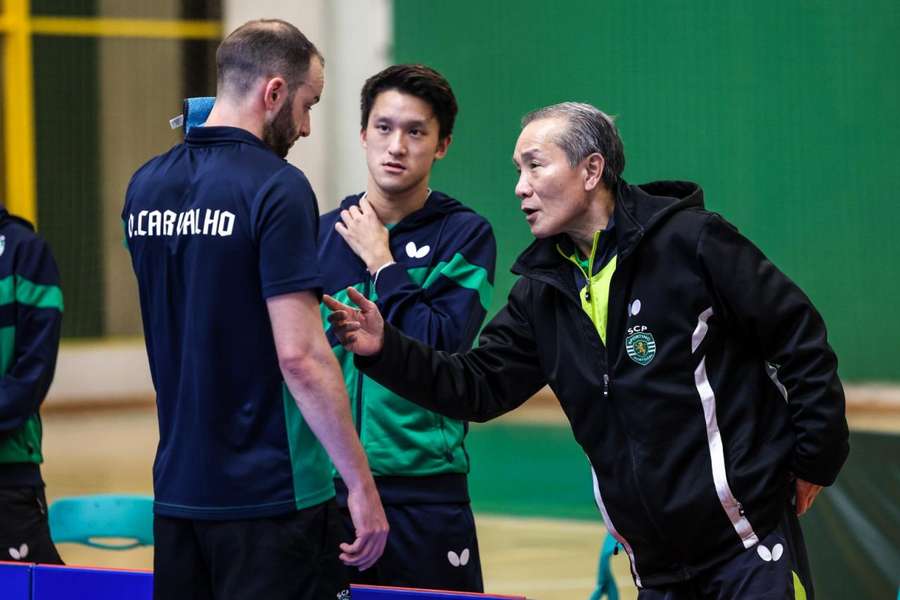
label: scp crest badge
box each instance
[625,325,656,366]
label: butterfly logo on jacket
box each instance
[405,241,431,259]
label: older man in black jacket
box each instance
[324,102,848,600]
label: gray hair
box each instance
[521,102,625,190]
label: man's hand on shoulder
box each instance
[323,288,386,356]
[335,197,393,274]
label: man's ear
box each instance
[360,127,368,149]
[584,153,605,191]
[434,134,452,161]
[262,77,288,114]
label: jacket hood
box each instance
[0,208,36,231]
[512,180,703,275]
[336,190,473,230]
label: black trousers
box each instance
[638,505,814,600]
[153,499,348,600]
[339,501,483,592]
[0,486,64,564]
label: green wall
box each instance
[394,1,900,381]
[34,0,104,337]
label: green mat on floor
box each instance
[467,422,597,520]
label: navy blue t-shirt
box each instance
[123,126,334,519]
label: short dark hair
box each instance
[216,19,323,97]
[360,65,458,140]
[522,102,625,190]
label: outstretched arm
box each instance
[324,280,547,423]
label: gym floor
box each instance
[39,402,636,599]
[39,391,899,599]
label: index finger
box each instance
[322,294,352,313]
[346,286,377,311]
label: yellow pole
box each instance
[0,5,219,227]
[2,0,37,225]
[30,16,221,40]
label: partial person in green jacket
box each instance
[0,206,64,565]
[318,65,497,591]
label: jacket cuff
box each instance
[372,262,412,297]
[354,322,400,376]
[790,444,849,487]
[371,261,396,285]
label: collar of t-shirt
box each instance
[185,125,270,152]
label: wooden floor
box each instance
[40,406,638,600]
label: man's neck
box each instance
[203,96,264,141]
[568,187,615,258]
[364,179,432,225]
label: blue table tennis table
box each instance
[0,562,527,599]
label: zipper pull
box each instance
[603,374,609,398]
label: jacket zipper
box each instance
[354,276,372,435]
[531,253,679,571]
[438,417,454,462]
[609,261,683,568]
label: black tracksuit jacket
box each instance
[357,180,849,587]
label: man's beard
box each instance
[262,98,297,159]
